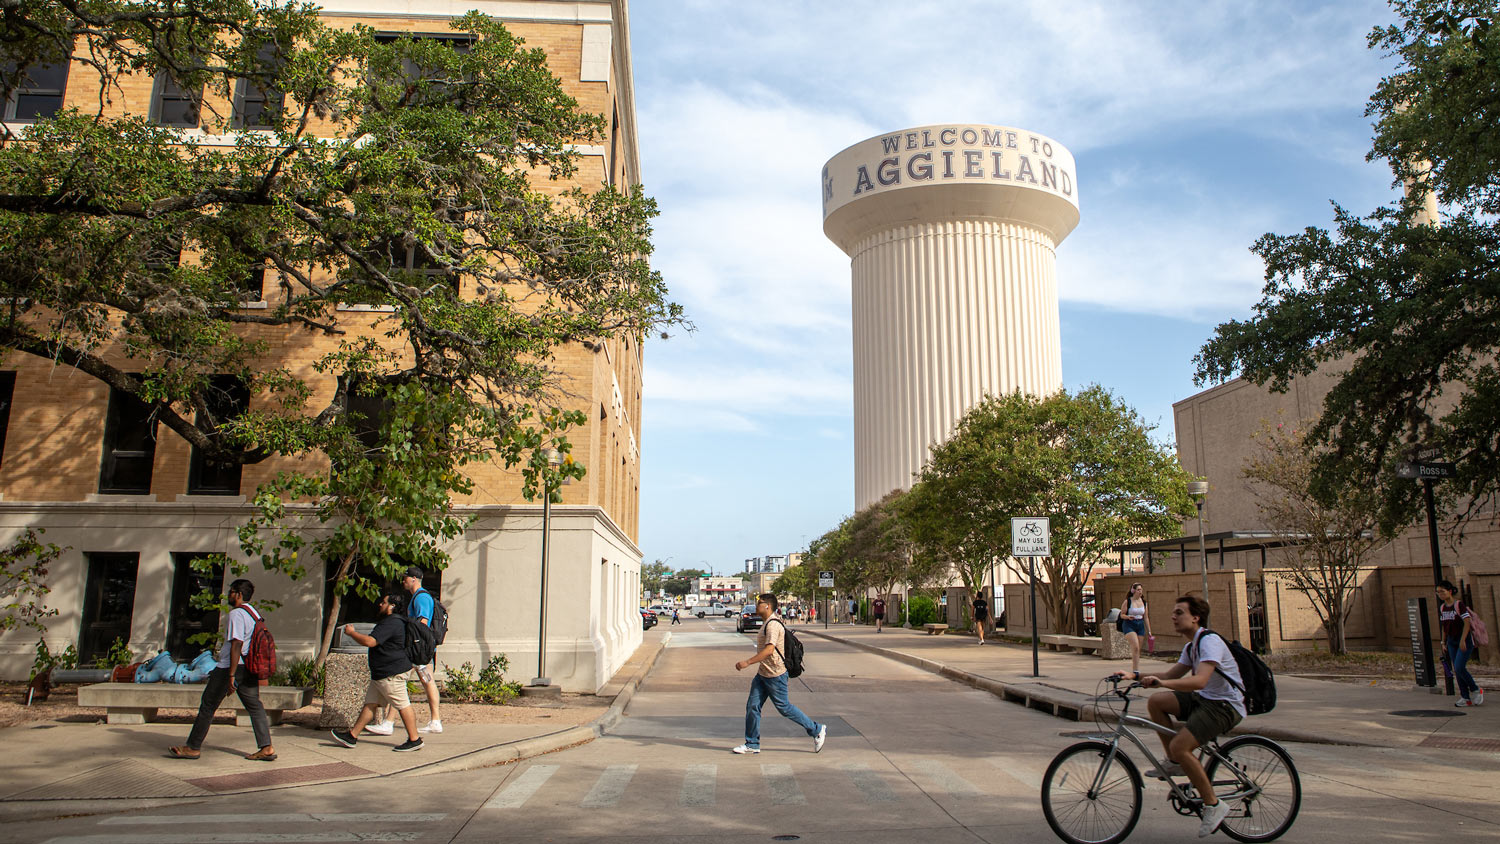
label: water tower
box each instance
[822,124,1081,509]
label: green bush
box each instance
[30,639,78,678]
[907,595,938,627]
[443,655,522,704]
[98,637,134,668]
[271,657,325,694]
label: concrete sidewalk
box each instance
[0,629,670,804]
[801,623,1500,751]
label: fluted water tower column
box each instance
[822,124,1081,509]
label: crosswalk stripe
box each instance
[485,764,558,809]
[581,764,638,808]
[987,756,1042,790]
[912,759,981,798]
[761,763,806,805]
[680,763,717,806]
[100,814,445,825]
[43,835,419,844]
[840,762,897,802]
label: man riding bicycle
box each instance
[1128,594,1245,838]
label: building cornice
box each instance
[313,1,611,24]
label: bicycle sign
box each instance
[1011,517,1050,556]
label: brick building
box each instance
[0,0,647,691]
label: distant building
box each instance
[744,554,790,574]
[693,576,746,604]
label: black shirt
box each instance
[368,614,413,680]
[973,598,989,619]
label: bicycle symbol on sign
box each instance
[1020,521,1043,538]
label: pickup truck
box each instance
[687,602,738,618]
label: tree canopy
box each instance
[1194,0,1500,534]
[0,2,681,657]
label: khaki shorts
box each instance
[1172,691,1242,746]
[365,675,411,710]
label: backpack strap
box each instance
[767,618,789,664]
[1194,629,1246,695]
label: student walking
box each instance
[671,607,682,625]
[732,593,827,755]
[847,597,858,625]
[1119,582,1152,674]
[330,592,424,752]
[973,592,989,645]
[169,579,276,761]
[1437,580,1484,706]
[368,567,443,735]
[872,596,886,632]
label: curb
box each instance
[802,629,1379,747]
[404,630,672,776]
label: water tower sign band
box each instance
[823,124,1081,510]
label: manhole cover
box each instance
[772,837,801,841]
[1389,709,1465,717]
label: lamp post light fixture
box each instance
[531,447,565,690]
[1187,479,1210,599]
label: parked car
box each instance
[640,609,657,630]
[736,607,764,634]
[647,604,676,616]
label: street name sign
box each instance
[1397,461,1456,480]
[818,570,836,588]
[1011,517,1050,557]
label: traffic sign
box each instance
[1410,444,1443,462]
[1397,461,1456,480]
[817,570,835,588]
[1011,517,1050,557]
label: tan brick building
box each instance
[0,1,647,691]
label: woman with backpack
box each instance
[1119,582,1152,675]
[1437,580,1484,707]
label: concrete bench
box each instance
[1039,634,1070,650]
[78,683,313,726]
[1062,635,1103,654]
[923,623,949,635]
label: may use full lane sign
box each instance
[1011,517,1050,557]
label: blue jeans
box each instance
[745,672,819,749]
[1446,638,1479,699]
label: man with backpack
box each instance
[368,567,444,736]
[330,592,424,752]
[1132,595,1244,838]
[168,579,276,762]
[731,593,826,755]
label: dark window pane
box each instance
[0,371,13,467]
[79,553,139,665]
[166,553,223,660]
[99,386,157,494]
[240,265,266,301]
[4,61,68,121]
[235,42,285,129]
[188,375,249,495]
[154,75,200,128]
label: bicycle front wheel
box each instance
[1205,735,1302,842]
[1041,740,1143,844]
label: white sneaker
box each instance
[1198,800,1232,837]
[1475,688,1485,705]
[364,720,394,736]
[419,720,443,733]
[731,744,760,754]
[813,724,827,753]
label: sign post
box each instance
[818,571,835,630]
[1012,517,1051,678]
[1397,445,1455,695]
[1407,597,1436,688]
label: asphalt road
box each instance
[14,615,1500,844]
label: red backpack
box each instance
[240,605,277,681]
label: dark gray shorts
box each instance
[1172,691,1242,746]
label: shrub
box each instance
[443,655,522,704]
[271,657,325,695]
[907,595,938,627]
[98,637,134,668]
[30,639,78,678]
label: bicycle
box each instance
[1041,675,1300,844]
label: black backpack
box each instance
[1197,629,1276,715]
[402,616,437,667]
[769,619,805,679]
[414,589,449,646]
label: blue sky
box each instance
[626,1,1404,574]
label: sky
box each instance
[626,0,1405,575]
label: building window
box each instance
[239,264,267,301]
[187,375,250,495]
[151,73,201,128]
[233,40,285,129]
[146,236,183,272]
[79,552,139,665]
[0,371,14,468]
[98,386,157,494]
[322,561,441,632]
[3,60,69,121]
[166,553,224,659]
[372,33,473,108]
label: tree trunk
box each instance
[314,550,358,667]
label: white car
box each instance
[688,602,737,618]
[647,604,678,616]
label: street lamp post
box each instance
[1188,480,1210,599]
[531,448,564,690]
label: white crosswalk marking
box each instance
[680,763,717,806]
[581,764,639,808]
[99,814,445,825]
[911,759,982,798]
[988,756,1043,790]
[761,763,806,805]
[840,762,898,802]
[485,764,559,809]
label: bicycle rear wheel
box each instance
[1205,735,1301,842]
[1041,740,1143,844]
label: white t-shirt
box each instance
[216,606,257,669]
[1178,629,1246,717]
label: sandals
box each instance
[167,746,200,759]
[245,746,278,762]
